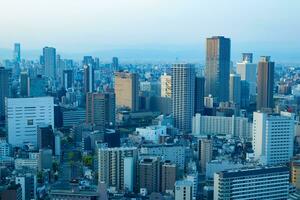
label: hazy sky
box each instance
[0,0,299,61]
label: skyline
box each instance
[0,0,299,62]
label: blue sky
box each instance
[0,0,299,62]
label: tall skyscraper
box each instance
[229,73,241,105]
[43,47,56,79]
[256,56,274,111]
[13,43,21,62]
[115,71,139,112]
[83,64,94,93]
[205,36,230,102]
[172,63,195,132]
[240,80,250,108]
[194,76,205,114]
[6,97,54,147]
[236,53,257,96]
[86,92,115,130]
[253,111,294,165]
[160,73,172,98]
[62,69,73,89]
[0,67,12,119]
[20,71,29,97]
[112,57,119,71]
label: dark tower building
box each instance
[20,71,29,97]
[62,69,74,89]
[195,76,205,114]
[0,67,12,119]
[37,125,55,152]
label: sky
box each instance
[0,0,299,62]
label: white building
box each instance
[236,58,257,96]
[253,111,294,165]
[204,95,214,108]
[192,114,252,140]
[124,157,134,192]
[161,73,171,98]
[214,166,290,200]
[6,97,54,147]
[136,125,167,144]
[0,140,11,157]
[175,180,193,200]
[186,173,198,199]
[15,158,38,170]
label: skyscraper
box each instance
[112,57,119,71]
[160,73,172,98]
[62,69,73,89]
[256,56,274,111]
[236,53,257,96]
[20,71,29,97]
[194,76,205,114]
[172,63,195,132]
[205,36,230,102]
[0,67,12,119]
[115,71,139,111]
[86,92,115,130]
[83,64,94,93]
[43,47,56,79]
[229,73,241,105]
[13,43,21,62]
[253,111,294,165]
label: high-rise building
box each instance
[37,125,55,151]
[14,43,21,62]
[62,69,73,89]
[240,80,250,108]
[199,136,213,172]
[83,64,94,93]
[0,67,12,119]
[160,73,171,98]
[6,97,54,147]
[29,75,46,97]
[16,174,37,200]
[20,71,29,97]
[214,166,290,200]
[195,76,205,114]
[205,36,230,102]
[229,74,241,105]
[86,92,115,130]
[172,63,195,132]
[236,53,257,96]
[98,147,138,192]
[43,47,56,79]
[161,161,176,193]
[256,56,274,111]
[112,57,119,71]
[138,156,160,194]
[115,71,139,111]
[38,148,52,171]
[175,180,193,200]
[253,111,294,165]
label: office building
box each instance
[205,36,230,102]
[236,53,257,96]
[20,71,29,97]
[175,180,193,200]
[138,156,160,194]
[214,166,290,200]
[112,57,119,71]
[253,112,294,165]
[124,157,134,192]
[195,76,205,114]
[29,75,46,97]
[43,47,56,79]
[16,174,37,200]
[63,69,73,89]
[229,74,241,105]
[240,80,250,108]
[98,147,138,191]
[14,43,21,62]
[37,125,55,151]
[199,136,213,172]
[83,64,94,93]
[0,67,11,119]
[86,92,115,130]
[115,71,139,111]
[160,73,171,98]
[38,148,52,171]
[161,161,176,193]
[172,63,195,132]
[256,56,274,111]
[291,156,300,190]
[6,97,54,147]
[192,114,252,139]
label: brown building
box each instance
[138,157,160,194]
[199,136,213,173]
[114,72,139,112]
[86,92,115,131]
[256,56,274,111]
[161,161,176,193]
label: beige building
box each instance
[160,73,171,98]
[114,72,139,111]
[199,137,213,173]
[161,161,177,193]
